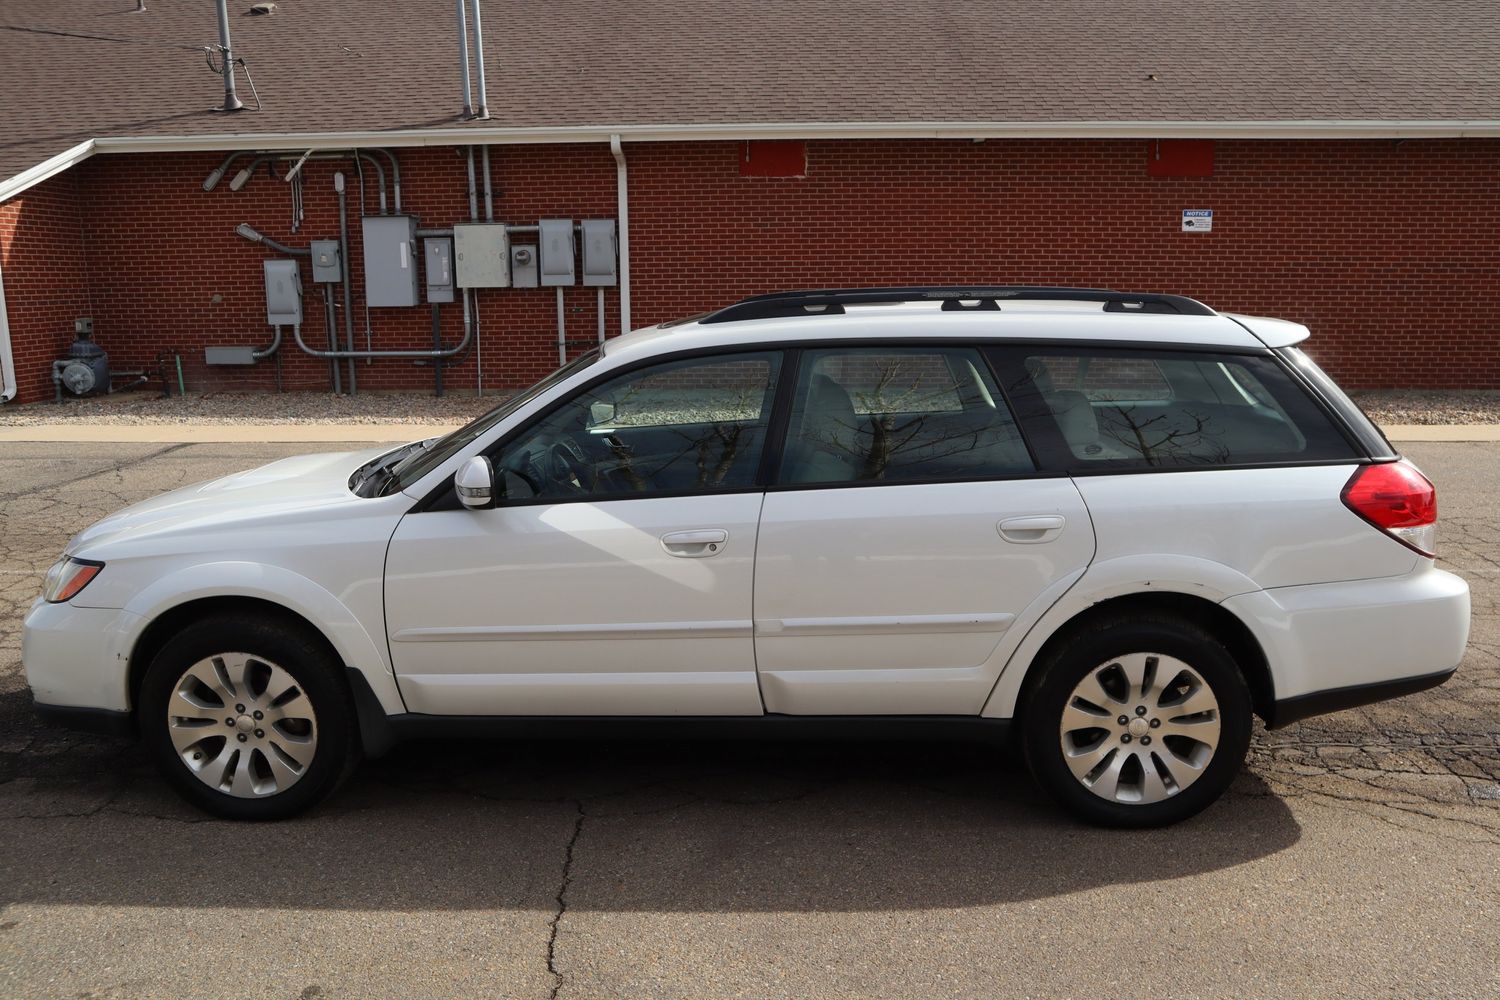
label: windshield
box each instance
[389,349,600,490]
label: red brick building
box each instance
[2,1,1498,404]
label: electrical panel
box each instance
[361,215,420,306]
[453,223,511,288]
[538,218,575,286]
[424,238,454,303]
[310,240,342,283]
[510,244,539,288]
[263,259,303,326]
[581,220,617,286]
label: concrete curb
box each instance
[0,423,1496,444]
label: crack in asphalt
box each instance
[547,801,585,1000]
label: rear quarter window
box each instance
[999,347,1359,470]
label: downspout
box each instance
[610,134,632,334]
[0,255,16,402]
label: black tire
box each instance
[1021,613,1253,828]
[138,614,358,820]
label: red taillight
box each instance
[1342,461,1437,557]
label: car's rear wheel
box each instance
[139,614,357,820]
[1021,614,1252,828]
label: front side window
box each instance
[494,352,780,501]
[1013,348,1356,468]
[778,346,1032,485]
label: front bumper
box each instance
[22,597,142,713]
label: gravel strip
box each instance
[3,388,1498,427]
[0,391,502,426]
[1350,390,1500,426]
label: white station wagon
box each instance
[24,287,1470,826]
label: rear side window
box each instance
[1004,348,1357,469]
[778,346,1033,485]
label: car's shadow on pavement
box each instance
[0,691,1299,913]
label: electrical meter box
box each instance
[510,244,539,288]
[361,215,420,306]
[263,259,303,326]
[453,223,510,288]
[424,238,455,303]
[310,240,341,283]
[581,220,617,286]
[538,218,575,286]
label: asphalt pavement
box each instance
[0,441,1496,998]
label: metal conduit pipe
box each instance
[466,146,482,396]
[252,324,282,361]
[470,0,491,120]
[610,135,632,334]
[290,314,474,360]
[481,145,495,220]
[218,151,393,214]
[455,0,473,117]
[234,223,309,256]
[375,147,403,214]
[334,172,357,394]
[324,284,341,393]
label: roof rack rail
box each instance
[697,286,1216,323]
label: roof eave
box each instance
[5,119,1500,203]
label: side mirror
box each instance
[455,455,495,510]
[588,400,616,427]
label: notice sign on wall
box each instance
[1182,209,1213,232]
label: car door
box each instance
[385,350,783,716]
[753,344,1095,715]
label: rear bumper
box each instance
[1265,667,1455,729]
[1225,566,1469,726]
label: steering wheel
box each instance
[548,437,590,493]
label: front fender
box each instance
[979,554,1261,718]
[121,561,405,716]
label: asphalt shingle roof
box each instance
[2,0,1498,183]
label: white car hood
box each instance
[68,446,391,556]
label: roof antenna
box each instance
[212,0,243,111]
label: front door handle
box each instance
[661,529,729,557]
[998,515,1066,544]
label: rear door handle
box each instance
[661,529,729,557]
[998,515,1066,544]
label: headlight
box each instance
[42,557,104,604]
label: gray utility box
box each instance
[205,346,257,366]
[310,240,342,283]
[361,215,420,306]
[581,219,617,286]
[453,223,510,288]
[424,238,455,303]
[263,259,303,326]
[538,218,575,286]
[510,244,539,288]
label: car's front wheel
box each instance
[1021,614,1253,827]
[139,614,357,820]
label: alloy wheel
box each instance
[1057,652,1221,804]
[165,652,319,798]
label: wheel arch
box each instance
[129,596,341,709]
[119,561,406,720]
[988,591,1275,724]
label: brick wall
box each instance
[3,137,1498,404]
[0,171,93,404]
